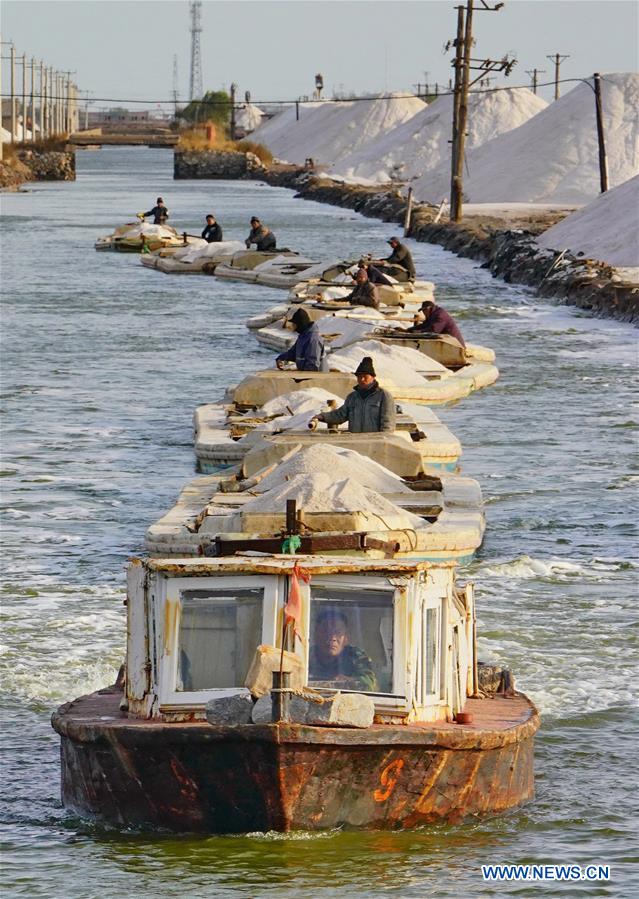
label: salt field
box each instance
[1,147,638,896]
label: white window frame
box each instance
[305,574,408,710]
[157,574,279,709]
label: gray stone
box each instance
[251,691,374,728]
[205,692,253,725]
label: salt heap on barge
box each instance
[146,444,485,563]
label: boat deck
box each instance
[55,688,539,751]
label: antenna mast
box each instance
[189,1,203,101]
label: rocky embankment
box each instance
[174,150,266,180]
[0,149,75,189]
[263,169,638,323]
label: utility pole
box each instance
[449,3,465,219]
[546,53,569,100]
[525,67,545,95]
[0,35,3,160]
[39,62,45,139]
[229,82,237,140]
[449,1,512,223]
[593,72,608,193]
[21,53,26,140]
[10,44,16,143]
[30,58,35,142]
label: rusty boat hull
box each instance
[52,688,539,833]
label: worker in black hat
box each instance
[373,236,416,282]
[275,307,325,371]
[143,197,169,225]
[406,299,466,347]
[201,214,223,242]
[310,356,396,432]
[245,216,277,251]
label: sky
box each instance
[1,0,637,111]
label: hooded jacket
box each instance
[276,314,325,371]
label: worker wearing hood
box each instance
[275,308,325,372]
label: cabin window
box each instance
[424,606,440,697]
[177,588,263,691]
[307,587,394,694]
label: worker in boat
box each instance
[309,610,378,692]
[245,216,276,251]
[201,214,223,242]
[406,299,466,347]
[373,236,416,282]
[142,197,169,225]
[275,307,325,372]
[356,258,393,286]
[342,269,380,309]
[310,356,396,432]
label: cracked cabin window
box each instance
[177,588,263,691]
[308,588,394,694]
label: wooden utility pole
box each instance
[39,62,45,139]
[546,53,569,100]
[525,67,545,95]
[451,0,474,222]
[593,72,608,193]
[449,0,511,223]
[10,44,16,143]
[449,4,465,219]
[21,53,26,140]
[30,58,35,142]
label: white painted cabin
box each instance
[126,555,475,726]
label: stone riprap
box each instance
[174,149,266,180]
[16,149,75,182]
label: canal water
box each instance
[1,148,637,897]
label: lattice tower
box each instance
[189,1,203,101]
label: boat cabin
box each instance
[126,555,476,725]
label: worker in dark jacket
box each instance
[276,308,325,372]
[357,258,393,285]
[407,300,466,347]
[375,236,416,282]
[143,197,169,224]
[343,269,380,308]
[311,356,396,432]
[201,214,223,242]
[245,216,276,251]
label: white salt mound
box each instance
[251,94,425,169]
[536,174,639,272]
[243,470,423,530]
[327,340,449,387]
[181,240,246,262]
[252,444,410,496]
[412,73,639,204]
[259,389,343,417]
[335,88,547,184]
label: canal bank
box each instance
[174,150,639,323]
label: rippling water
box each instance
[1,149,637,897]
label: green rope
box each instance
[281,534,301,555]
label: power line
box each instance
[0,76,606,109]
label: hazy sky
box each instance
[2,0,637,109]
